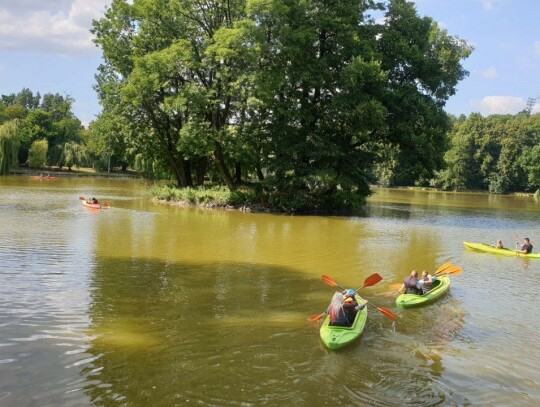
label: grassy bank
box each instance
[151,184,273,212]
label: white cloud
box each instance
[533,104,540,114]
[0,0,110,55]
[479,67,498,79]
[471,96,526,115]
[479,0,502,10]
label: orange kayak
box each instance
[81,200,107,209]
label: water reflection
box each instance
[79,257,466,406]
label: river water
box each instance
[0,176,539,406]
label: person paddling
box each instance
[416,270,438,295]
[518,237,533,254]
[399,270,420,295]
[327,290,365,327]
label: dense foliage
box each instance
[0,120,21,175]
[91,0,472,210]
[0,88,84,169]
[437,113,540,193]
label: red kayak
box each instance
[80,197,110,209]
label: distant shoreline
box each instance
[10,166,142,179]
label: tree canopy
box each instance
[91,0,472,209]
[437,112,540,193]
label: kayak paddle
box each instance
[364,301,396,321]
[352,273,383,294]
[433,265,463,276]
[308,312,327,322]
[321,275,346,291]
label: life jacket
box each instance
[403,276,420,294]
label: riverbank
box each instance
[11,166,142,179]
[153,184,539,214]
[152,184,277,213]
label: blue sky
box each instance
[0,0,539,126]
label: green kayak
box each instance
[463,242,540,259]
[396,275,450,309]
[319,298,368,350]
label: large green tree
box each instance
[92,0,471,209]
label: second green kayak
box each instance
[463,242,540,258]
[319,298,368,350]
[396,275,450,308]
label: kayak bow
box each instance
[319,297,368,350]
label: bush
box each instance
[27,139,48,169]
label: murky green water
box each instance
[1,176,539,406]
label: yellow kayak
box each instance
[463,242,540,259]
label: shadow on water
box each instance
[81,258,467,406]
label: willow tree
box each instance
[0,120,20,175]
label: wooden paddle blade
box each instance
[321,275,337,287]
[79,196,85,200]
[377,306,396,321]
[389,283,402,290]
[102,203,111,207]
[362,273,383,288]
[435,265,463,276]
[308,313,325,322]
[435,262,452,274]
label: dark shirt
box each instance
[329,300,358,327]
[403,275,420,294]
[522,243,533,254]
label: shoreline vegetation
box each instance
[151,183,539,214]
[11,166,142,179]
[7,168,538,212]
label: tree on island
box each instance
[92,0,471,210]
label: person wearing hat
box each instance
[328,289,365,327]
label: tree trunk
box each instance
[194,156,207,186]
[235,162,242,185]
[183,159,193,187]
[256,161,265,181]
[214,141,235,190]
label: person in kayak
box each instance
[327,290,365,327]
[400,270,420,295]
[518,238,533,254]
[495,239,504,249]
[416,270,438,295]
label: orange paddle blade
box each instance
[79,196,85,200]
[377,306,396,321]
[389,283,402,290]
[435,265,463,276]
[435,262,452,274]
[102,203,111,207]
[361,273,383,289]
[308,313,326,322]
[321,275,337,287]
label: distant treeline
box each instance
[0,88,129,174]
[436,113,540,194]
[0,89,85,172]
